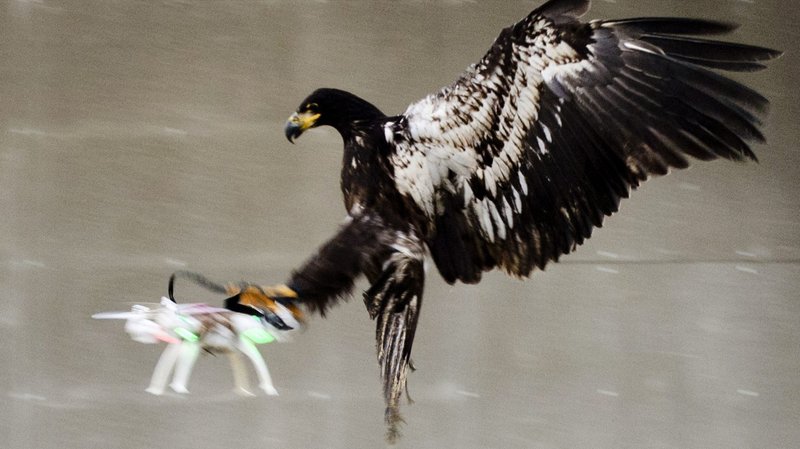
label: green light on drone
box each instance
[174,327,199,342]
[243,328,275,344]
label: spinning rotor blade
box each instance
[92,312,143,320]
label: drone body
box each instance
[93,297,294,396]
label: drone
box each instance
[93,272,301,396]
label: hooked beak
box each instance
[284,111,320,143]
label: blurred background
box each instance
[1,0,798,448]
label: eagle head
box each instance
[285,88,386,143]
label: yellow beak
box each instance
[285,111,321,142]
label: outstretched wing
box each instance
[386,0,780,284]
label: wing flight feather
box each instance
[387,0,779,283]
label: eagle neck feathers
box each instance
[326,94,406,221]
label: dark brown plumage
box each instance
[243,0,780,441]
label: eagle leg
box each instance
[224,214,426,441]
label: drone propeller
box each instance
[92,311,149,320]
[175,303,230,315]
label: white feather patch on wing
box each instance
[388,10,581,252]
[487,200,506,240]
[384,122,395,144]
[474,198,495,242]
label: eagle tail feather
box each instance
[363,240,425,443]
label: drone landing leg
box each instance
[227,351,255,396]
[146,343,181,395]
[170,341,200,394]
[238,337,278,396]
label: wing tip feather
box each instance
[536,0,591,19]
[605,17,740,35]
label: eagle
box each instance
[230,0,780,440]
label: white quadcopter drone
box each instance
[93,272,301,396]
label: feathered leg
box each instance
[287,218,426,441]
[229,214,396,318]
[227,214,425,440]
[287,214,399,314]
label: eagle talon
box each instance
[224,283,305,331]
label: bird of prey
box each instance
[232,0,780,440]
